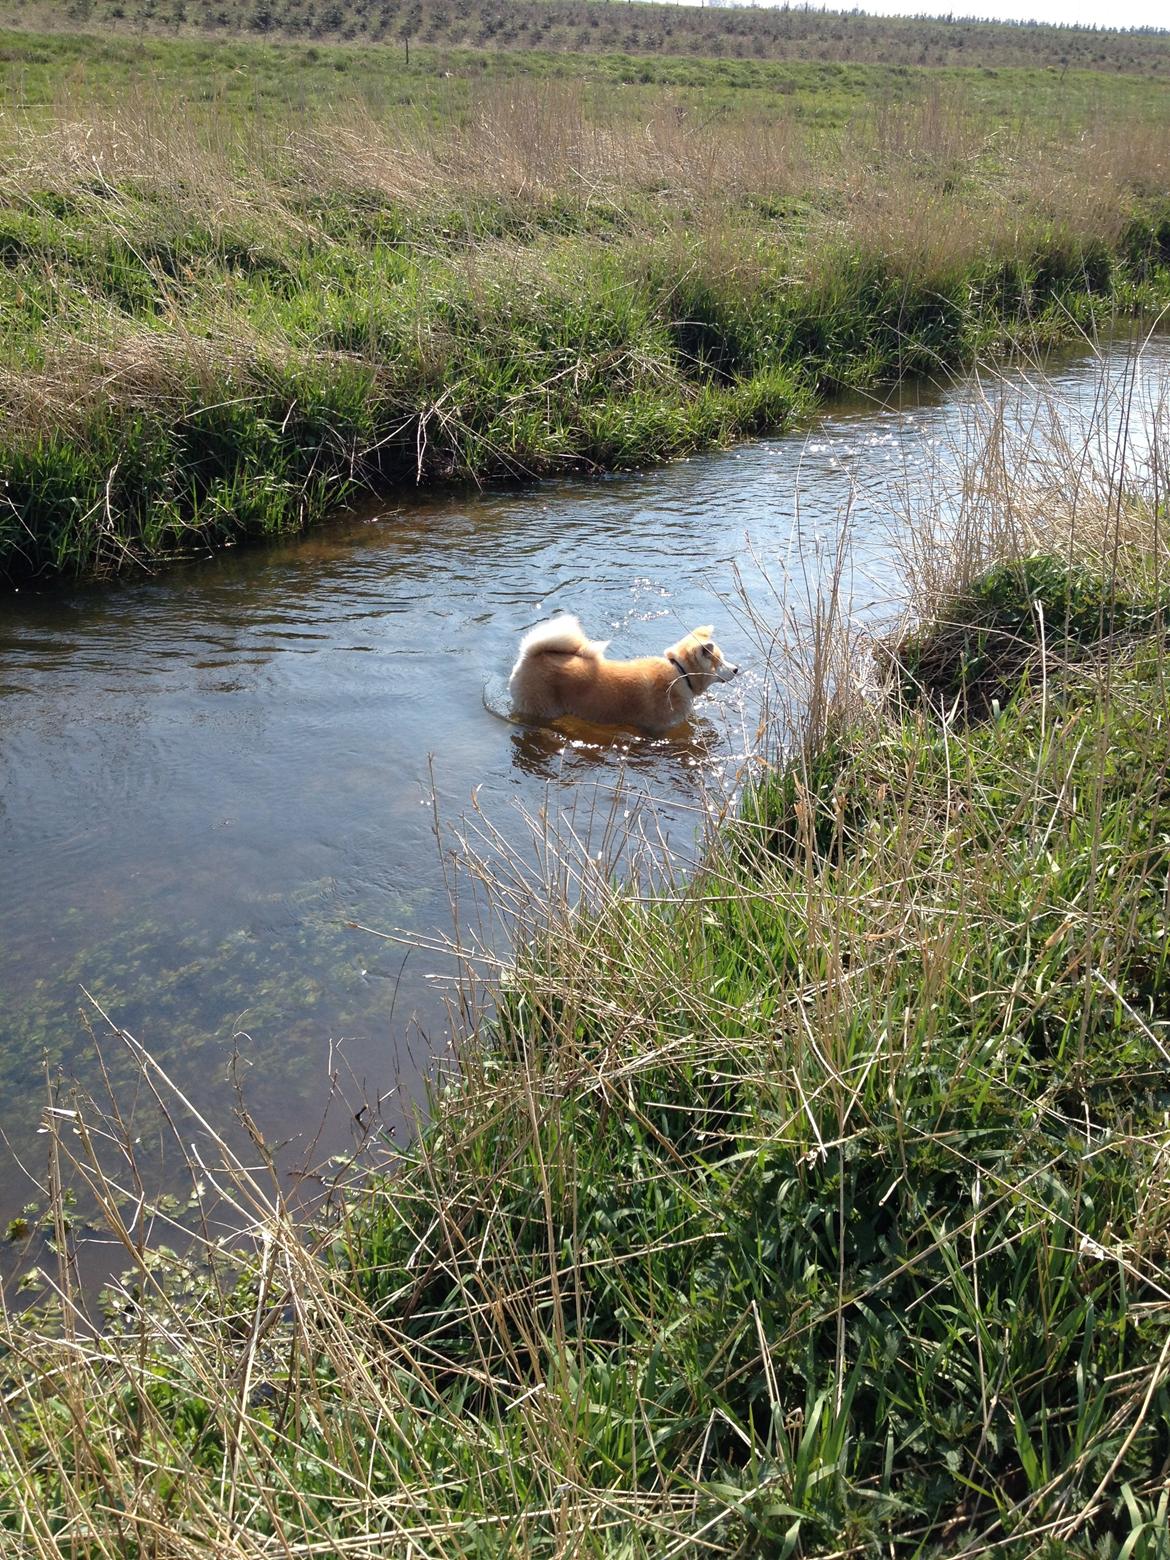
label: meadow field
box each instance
[4,0,1170,75]
[0,25,1169,580]
[2,14,1170,1555]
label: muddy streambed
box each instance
[1,339,1167,1262]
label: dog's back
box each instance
[509,615,676,728]
[509,615,607,719]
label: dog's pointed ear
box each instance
[694,625,714,640]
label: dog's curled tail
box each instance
[515,615,606,661]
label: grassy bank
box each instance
[2,373,1169,1554]
[2,29,1170,581]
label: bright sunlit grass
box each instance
[0,31,1168,581]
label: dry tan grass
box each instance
[0,316,293,433]
[894,336,1170,613]
[1,77,1163,238]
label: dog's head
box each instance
[666,625,739,692]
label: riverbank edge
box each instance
[333,557,1170,1552]
[4,550,1169,1554]
[4,213,1170,587]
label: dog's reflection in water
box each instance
[509,711,723,782]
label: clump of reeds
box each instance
[887,337,1170,716]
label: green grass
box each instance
[335,557,1170,1553]
[0,25,1168,581]
[3,28,1170,122]
[0,99,1167,577]
[4,550,1169,1555]
[5,217,1168,582]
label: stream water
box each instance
[2,337,1167,1261]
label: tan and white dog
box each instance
[508,616,738,734]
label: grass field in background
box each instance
[1,25,1169,580]
[2,26,1169,119]
[3,0,1170,75]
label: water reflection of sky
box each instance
[1,336,1167,1256]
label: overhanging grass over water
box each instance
[3,370,1169,1555]
[1,30,1170,580]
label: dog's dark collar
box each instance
[668,653,697,693]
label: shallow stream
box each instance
[2,338,1167,1253]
